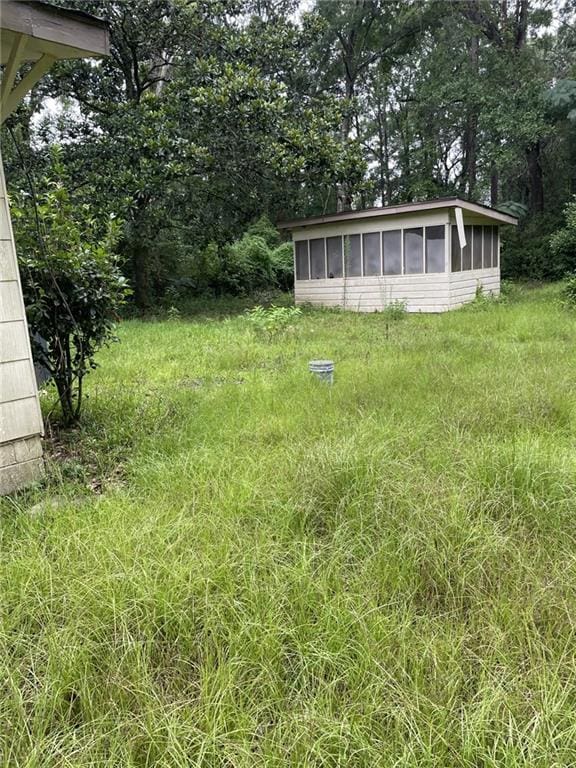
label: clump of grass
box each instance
[2,284,576,765]
[461,283,507,311]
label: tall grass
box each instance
[2,283,576,766]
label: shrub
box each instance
[12,152,129,425]
[270,242,294,291]
[161,217,289,301]
[501,213,562,280]
[222,234,273,294]
[561,274,576,309]
[464,284,506,311]
[550,198,576,276]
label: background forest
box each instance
[3,0,576,309]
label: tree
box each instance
[25,0,364,307]
[5,0,576,289]
[12,149,130,425]
[307,0,430,209]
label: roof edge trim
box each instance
[278,197,518,229]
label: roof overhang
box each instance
[0,1,109,63]
[278,197,518,230]
[1,0,109,122]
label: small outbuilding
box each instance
[279,198,518,313]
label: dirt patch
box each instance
[43,423,127,494]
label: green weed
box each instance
[245,304,302,339]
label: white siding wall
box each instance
[449,270,500,308]
[0,154,44,494]
[295,275,451,313]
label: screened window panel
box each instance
[295,240,309,280]
[473,226,483,269]
[426,226,445,273]
[345,234,362,276]
[363,232,381,276]
[404,228,424,274]
[451,225,461,272]
[462,225,472,270]
[310,238,326,279]
[492,227,499,267]
[483,226,493,268]
[383,230,402,274]
[326,236,343,278]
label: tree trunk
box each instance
[132,236,152,309]
[526,140,544,213]
[336,77,355,212]
[336,21,358,213]
[514,0,529,49]
[128,196,154,309]
[54,338,76,426]
[376,86,387,206]
[462,34,479,198]
[382,97,393,204]
[490,162,499,206]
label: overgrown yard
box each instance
[3,284,576,766]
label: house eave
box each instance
[0,0,109,64]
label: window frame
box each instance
[294,239,310,281]
[461,225,472,270]
[451,225,461,272]
[294,218,501,280]
[425,225,445,274]
[362,231,382,277]
[492,227,499,268]
[449,223,501,274]
[326,235,344,278]
[382,228,403,275]
[403,227,424,275]
[309,237,327,280]
[482,226,493,268]
[344,233,362,277]
[472,225,483,270]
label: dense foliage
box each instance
[3,0,576,303]
[164,216,293,299]
[12,151,130,424]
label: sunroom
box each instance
[279,198,518,313]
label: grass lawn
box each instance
[3,283,576,766]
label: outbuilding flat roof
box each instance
[278,197,518,229]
